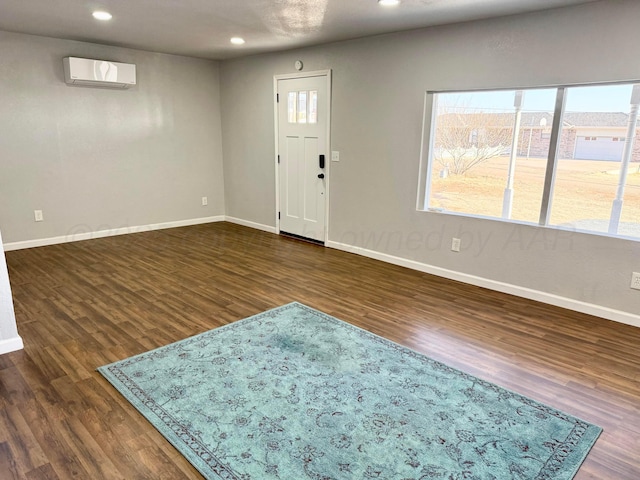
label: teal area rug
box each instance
[98,302,601,479]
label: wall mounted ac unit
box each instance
[63,57,136,89]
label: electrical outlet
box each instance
[202,196,208,206]
[631,272,640,290]
[451,237,461,252]
[34,210,43,222]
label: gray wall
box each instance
[0,31,225,244]
[220,0,640,316]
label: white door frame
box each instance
[274,69,332,243]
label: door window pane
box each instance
[288,92,297,124]
[309,91,318,124]
[287,90,319,125]
[298,91,308,124]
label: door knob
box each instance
[317,173,325,179]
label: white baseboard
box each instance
[0,335,24,355]
[5,217,635,328]
[2,216,225,251]
[327,240,640,329]
[224,216,277,234]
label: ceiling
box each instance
[0,0,598,60]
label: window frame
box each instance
[417,80,640,241]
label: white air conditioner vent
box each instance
[63,57,136,89]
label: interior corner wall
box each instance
[219,0,640,319]
[0,229,22,354]
[0,31,225,245]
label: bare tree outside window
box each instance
[433,108,514,175]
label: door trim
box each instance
[274,69,332,244]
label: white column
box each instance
[609,84,640,235]
[502,90,524,219]
[0,229,23,355]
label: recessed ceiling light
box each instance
[230,37,246,45]
[378,0,400,6]
[92,11,113,21]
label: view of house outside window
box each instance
[422,83,640,240]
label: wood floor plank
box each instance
[0,441,21,480]
[25,463,61,480]
[1,222,639,479]
[0,405,49,473]
[55,416,121,479]
[17,398,91,479]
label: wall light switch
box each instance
[34,210,43,222]
[331,151,340,162]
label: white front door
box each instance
[277,74,329,242]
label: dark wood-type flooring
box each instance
[1,222,639,479]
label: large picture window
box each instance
[419,82,640,240]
